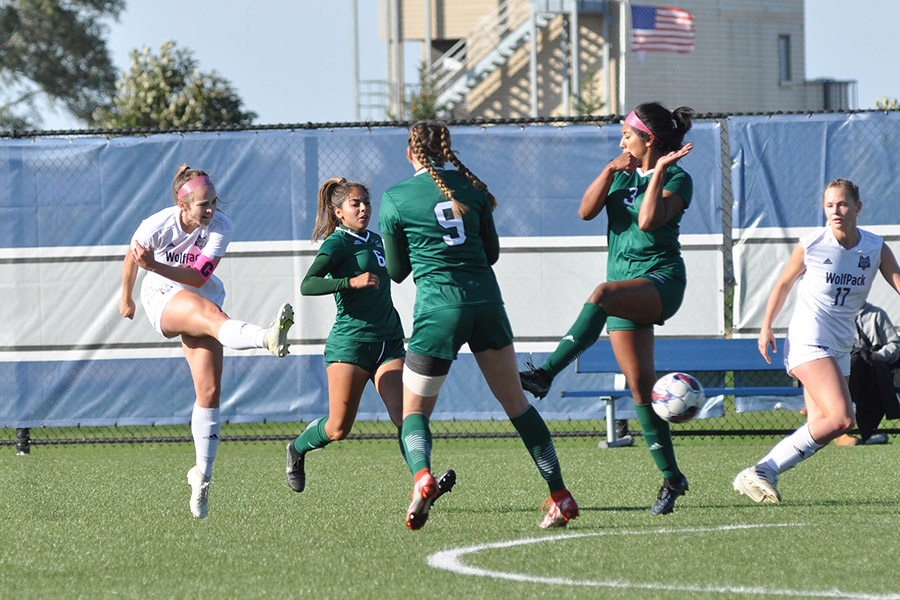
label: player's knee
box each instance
[195,384,221,406]
[620,372,654,405]
[837,413,855,433]
[828,413,854,435]
[325,421,353,441]
[587,282,611,306]
[207,312,229,333]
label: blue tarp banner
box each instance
[1,114,895,427]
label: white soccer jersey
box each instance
[787,226,883,353]
[131,205,235,304]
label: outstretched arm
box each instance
[758,242,806,363]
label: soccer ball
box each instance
[651,372,705,423]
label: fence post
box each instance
[16,427,30,455]
[718,117,734,337]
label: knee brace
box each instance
[403,352,452,397]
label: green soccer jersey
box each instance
[379,169,503,317]
[317,227,404,342]
[605,164,692,282]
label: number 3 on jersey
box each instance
[434,200,467,246]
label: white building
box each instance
[372,0,855,119]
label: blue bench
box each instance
[561,338,803,447]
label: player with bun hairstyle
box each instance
[519,102,695,515]
[734,178,900,503]
[284,177,455,499]
[380,121,579,530]
[120,164,294,519]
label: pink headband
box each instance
[625,111,654,139]
[177,175,213,200]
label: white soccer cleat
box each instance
[265,303,294,358]
[733,465,781,503]
[187,466,212,518]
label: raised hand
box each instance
[655,143,693,171]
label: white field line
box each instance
[427,523,900,599]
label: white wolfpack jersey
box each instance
[787,226,882,353]
[131,205,234,304]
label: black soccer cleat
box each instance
[650,473,688,515]
[433,469,456,504]
[519,362,552,400]
[285,443,306,493]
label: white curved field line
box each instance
[427,523,900,599]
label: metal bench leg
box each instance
[598,396,633,449]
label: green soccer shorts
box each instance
[407,303,513,360]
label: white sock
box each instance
[758,423,823,475]
[216,319,266,350]
[191,404,221,479]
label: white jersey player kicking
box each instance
[120,164,294,518]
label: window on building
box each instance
[778,35,792,83]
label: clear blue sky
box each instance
[39,0,900,129]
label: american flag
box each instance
[631,5,695,53]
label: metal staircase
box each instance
[432,0,564,112]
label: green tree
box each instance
[573,68,605,117]
[91,41,256,129]
[875,95,899,110]
[404,60,446,121]
[0,0,123,129]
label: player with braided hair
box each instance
[380,120,578,530]
[519,102,695,515]
[406,121,497,217]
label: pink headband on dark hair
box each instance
[625,111,654,139]
[177,175,213,200]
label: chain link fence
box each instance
[2,111,899,447]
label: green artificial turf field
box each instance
[2,437,898,599]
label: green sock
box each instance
[635,403,679,478]
[542,303,607,378]
[511,405,565,493]
[397,427,407,462]
[292,417,331,454]
[400,414,432,475]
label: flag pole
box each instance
[530,2,539,118]
[619,0,628,114]
[352,0,360,121]
[602,2,611,115]
[569,0,579,117]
